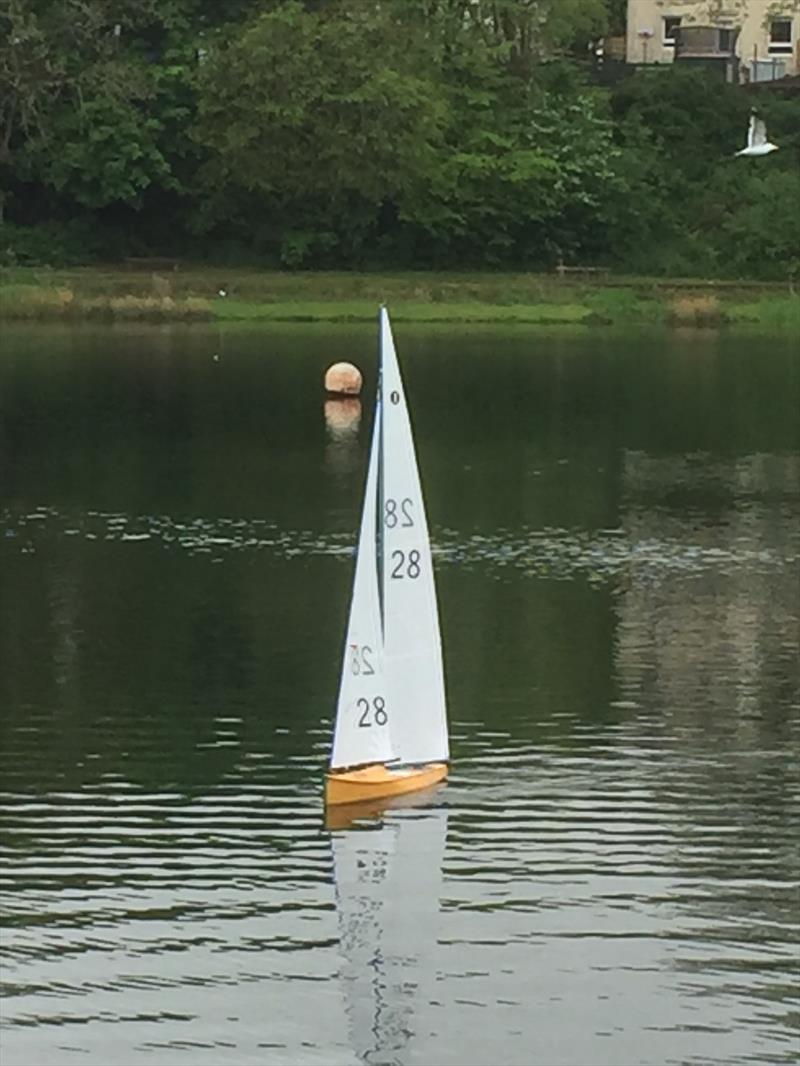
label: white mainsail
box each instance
[330,399,395,770]
[379,309,449,765]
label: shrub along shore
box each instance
[0,267,798,330]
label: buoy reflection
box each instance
[325,397,361,441]
[324,398,362,478]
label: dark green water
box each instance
[1,322,798,1066]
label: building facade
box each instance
[626,0,800,78]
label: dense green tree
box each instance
[192,1,447,264]
[2,1,176,213]
[398,65,627,265]
[391,0,608,63]
[609,66,800,277]
[1,0,798,276]
[0,0,263,218]
[190,0,623,266]
[476,0,608,65]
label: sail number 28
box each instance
[384,498,414,528]
[385,497,420,578]
[390,549,421,579]
[357,696,388,727]
[350,644,375,676]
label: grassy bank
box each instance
[1,266,798,329]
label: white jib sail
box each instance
[330,398,395,770]
[379,308,449,765]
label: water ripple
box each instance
[2,505,796,584]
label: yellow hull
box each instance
[324,780,446,830]
[325,762,448,808]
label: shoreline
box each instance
[1,266,798,329]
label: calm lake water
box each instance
[1,321,798,1066]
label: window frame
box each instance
[718,28,734,53]
[663,15,682,47]
[768,17,793,56]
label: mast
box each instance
[377,306,386,633]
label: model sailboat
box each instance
[325,307,449,807]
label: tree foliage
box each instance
[2,0,799,277]
[192,1,446,263]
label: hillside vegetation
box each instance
[2,1,798,280]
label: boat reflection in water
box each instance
[329,787,448,1066]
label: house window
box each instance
[768,18,793,55]
[718,28,734,52]
[663,16,681,46]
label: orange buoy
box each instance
[324,362,362,396]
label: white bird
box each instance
[736,111,779,157]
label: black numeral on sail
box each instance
[390,549,421,579]
[350,644,375,676]
[384,498,414,528]
[357,696,388,727]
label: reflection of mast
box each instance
[332,798,448,1065]
[49,566,81,696]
